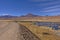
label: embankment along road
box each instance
[0,21,40,40]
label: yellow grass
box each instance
[19,22,60,40]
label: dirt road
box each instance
[0,21,40,40]
[0,22,21,40]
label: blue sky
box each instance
[0,0,60,16]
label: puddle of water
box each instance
[34,22,60,30]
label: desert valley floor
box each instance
[0,20,60,40]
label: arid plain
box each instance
[0,14,60,40]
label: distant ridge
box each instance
[0,13,60,20]
[0,13,60,18]
[0,15,17,18]
[21,13,40,17]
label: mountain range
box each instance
[0,13,60,20]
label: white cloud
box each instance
[40,8,60,12]
[42,5,60,10]
[27,0,60,14]
[0,14,10,16]
[40,4,60,12]
[36,0,60,7]
[34,0,60,13]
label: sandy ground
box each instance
[0,21,21,40]
[0,21,40,40]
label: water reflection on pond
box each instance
[34,22,60,30]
